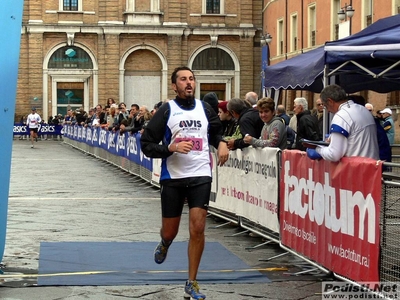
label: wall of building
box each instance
[17,0,262,122]
[263,0,400,142]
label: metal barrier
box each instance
[390,144,400,165]
[381,163,400,284]
[64,137,155,185]
[64,136,400,293]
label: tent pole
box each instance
[322,64,329,138]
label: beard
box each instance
[177,86,195,100]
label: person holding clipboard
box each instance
[306,85,379,162]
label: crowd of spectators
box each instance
[57,99,163,136]
[17,87,394,166]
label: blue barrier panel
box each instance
[0,0,25,262]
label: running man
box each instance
[26,107,41,148]
[140,66,229,300]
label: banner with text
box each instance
[63,125,152,172]
[13,123,63,136]
[280,150,382,282]
[211,147,280,233]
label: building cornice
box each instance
[23,24,257,37]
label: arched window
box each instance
[192,48,234,70]
[48,46,93,69]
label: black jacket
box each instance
[295,110,322,151]
[233,108,264,150]
[140,97,224,159]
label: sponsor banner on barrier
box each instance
[213,147,280,233]
[13,123,63,136]
[280,150,382,282]
[64,125,152,172]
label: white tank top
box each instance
[161,99,211,180]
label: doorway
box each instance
[57,82,84,116]
[200,83,226,101]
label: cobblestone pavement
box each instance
[0,139,329,299]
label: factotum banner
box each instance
[280,150,382,282]
[0,0,25,263]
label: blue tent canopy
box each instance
[264,14,400,94]
[263,47,325,93]
[324,14,400,93]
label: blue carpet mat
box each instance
[38,241,270,286]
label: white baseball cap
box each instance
[380,108,392,115]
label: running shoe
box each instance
[184,280,206,300]
[154,241,170,264]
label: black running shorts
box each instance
[160,181,211,218]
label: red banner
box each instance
[280,150,382,282]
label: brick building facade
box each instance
[17,0,262,121]
[262,0,400,136]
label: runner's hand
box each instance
[217,141,229,166]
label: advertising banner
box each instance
[212,147,280,233]
[64,125,152,172]
[0,0,25,262]
[280,150,382,282]
[13,123,64,136]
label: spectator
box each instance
[152,101,163,115]
[288,114,298,148]
[226,98,264,150]
[243,97,287,150]
[293,97,321,151]
[362,102,392,166]
[130,103,140,116]
[63,109,73,125]
[52,114,62,140]
[245,91,258,107]
[75,108,86,125]
[140,111,153,134]
[365,103,374,113]
[276,104,290,125]
[107,105,119,131]
[381,108,395,145]
[312,98,324,136]
[376,110,383,122]
[70,110,77,125]
[349,96,392,166]
[94,105,106,127]
[120,104,140,134]
[203,92,219,114]
[277,104,296,148]
[84,108,96,127]
[117,103,129,125]
[217,101,238,139]
[121,105,147,134]
[307,84,379,162]
[107,97,116,107]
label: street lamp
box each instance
[338,5,354,20]
[260,33,272,46]
[338,3,355,35]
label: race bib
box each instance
[175,137,203,151]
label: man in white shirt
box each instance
[307,85,379,162]
[26,107,41,148]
